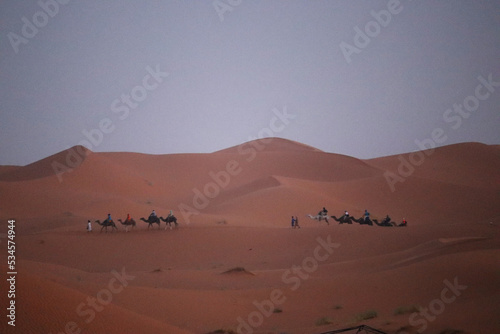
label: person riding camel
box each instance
[320,207,328,217]
[383,214,391,224]
[364,209,370,222]
[105,213,112,224]
[149,210,156,220]
[126,213,131,222]
[342,210,349,219]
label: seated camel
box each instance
[331,215,352,224]
[372,218,395,227]
[349,216,374,226]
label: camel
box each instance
[346,216,407,227]
[140,216,161,229]
[331,215,352,224]
[349,216,374,226]
[306,214,330,225]
[372,218,395,227]
[381,219,407,227]
[159,216,178,230]
[118,218,136,232]
[94,219,118,233]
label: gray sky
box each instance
[1,0,499,166]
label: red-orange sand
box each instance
[0,138,499,334]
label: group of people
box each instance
[87,207,407,232]
[148,209,174,220]
[290,216,300,229]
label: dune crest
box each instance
[214,137,323,154]
[0,145,91,182]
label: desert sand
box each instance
[0,138,499,334]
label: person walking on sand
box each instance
[291,216,296,228]
[294,216,300,229]
[87,220,92,232]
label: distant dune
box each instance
[1,138,499,334]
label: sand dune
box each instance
[366,142,500,189]
[0,268,192,334]
[0,146,91,182]
[1,138,499,334]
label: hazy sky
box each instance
[1,0,499,166]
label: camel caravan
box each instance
[86,207,406,233]
[88,210,179,233]
[307,208,407,227]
